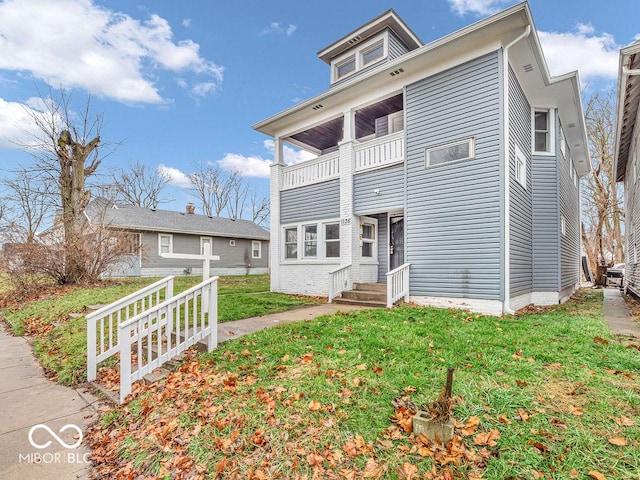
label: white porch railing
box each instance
[119,276,218,403]
[282,152,340,190]
[355,131,404,172]
[328,264,352,303]
[386,263,411,308]
[86,276,175,382]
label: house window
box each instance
[561,216,566,236]
[515,144,526,188]
[324,223,340,258]
[426,138,474,167]
[252,240,261,259]
[284,227,297,260]
[560,126,566,158]
[303,224,318,258]
[361,41,384,66]
[158,233,173,255]
[534,110,550,153]
[361,223,375,257]
[336,56,355,79]
[200,237,213,255]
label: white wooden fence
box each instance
[86,276,175,382]
[328,264,352,303]
[118,276,218,403]
[386,263,411,308]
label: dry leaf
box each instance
[308,400,321,411]
[593,336,609,345]
[612,416,635,426]
[570,407,584,416]
[608,436,627,446]
[498,415,511,424]
[399,462,419,480]
[588,471,607,480]
[356,363,368,370]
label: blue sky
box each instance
[0,0,637,215]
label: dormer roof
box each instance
[317,9,422,64]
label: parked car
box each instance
[606,263,625,288]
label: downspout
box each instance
[502,25,531,315]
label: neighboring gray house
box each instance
[87,199,269,277]
[614,41,640,296]
[253,3,589,315]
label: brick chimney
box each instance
[186,203,195,214]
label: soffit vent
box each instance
[348,35,362,45]
[523,64,534,73]
[568,123,576,128]
[389,68,404,77]
[312,104,324,111]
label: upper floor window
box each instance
[331,32,388,83]
[534,110,551,153]
[426,138,474,168]
[361,41,384,66]
[336,56,356,79]
[515,144,526,189]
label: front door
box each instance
[389,216,404,270]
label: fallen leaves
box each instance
[608,436,628,446]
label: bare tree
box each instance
[107,160,173,209]
[12,89,118,284]
[226,171,249,220]
[0,168,55,243]
[249,190,270,226]
[582,90,624,284]
[189,164,231,217]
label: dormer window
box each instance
[330,32,389,83]
[336,56,356,79]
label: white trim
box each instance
[282,218,342,264]
[514,143,526,188]
[425,137,475,167]
[331,31,389,83]
[360,216,378,263]
[158,233,173,255]
[561,215,566,236]
[531,291,560,305]
[200,236,213,255]
[252,240,262,259]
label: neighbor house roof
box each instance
[86,199,269,241]
[614,40,640,181]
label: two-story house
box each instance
[614,40,640,295]
[254,2,589,315]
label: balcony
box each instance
[281,132,404,190]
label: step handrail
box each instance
[386,263,411,308]
[86,276,175,381]
[329,264,352,302]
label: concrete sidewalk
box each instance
[218,302,367,342]
[602,288,640,339]
[0,324,100,480]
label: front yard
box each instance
[86,289,639,479]
[0,274,321,385]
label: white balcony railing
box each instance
[282,152,340,190]
[328,264,352,302]
[355,131,404,172]
[386,263,411,308]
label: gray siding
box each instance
[405,51,503,300]
[626,107,640,295]
[532,154,560,291]
[142,232,268,271]
[280,180,340,224]
[354,164,404,214]
[558,118,580,291]
[388,29,410,60]
[508,66,533,297]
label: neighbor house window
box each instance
[303,224,318,258]
[336,56,356,79]
[515,144,526,188]
[158,233,173,255]
[426,138,474,167]
[361,41,384,66]
[534,110,550,153]
[252,240,261,259]
[361,223,375,258]
[284,227,297,260]
[325,223,340,258]
[200,237,212,255]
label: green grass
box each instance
[0,274,319,384]
[91,289,640,479]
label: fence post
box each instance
[87,317,97,381]
[119,324,132,404]
[207,279,218,351]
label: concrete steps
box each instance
[332,283,386,307]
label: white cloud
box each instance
[158,164,191,188]
[0,97,63,149]
[261,22,297,37]
[0,0,223,104]
[217,140,316,178]
[538,25,619,82]
[263,139,316,165]
[447,0,513,16]
[191,82,217,97]
[182,18,191,28]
